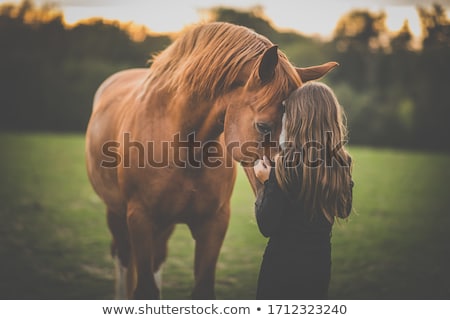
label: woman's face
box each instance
[279,112,287,150]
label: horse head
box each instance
[221,45,338,192]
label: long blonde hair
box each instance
[275,82,352,223]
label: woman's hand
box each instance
[254,155,272,183]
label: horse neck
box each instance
[158,94,225,142]
[139,73,227,142]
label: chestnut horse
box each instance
[85,22,337,299]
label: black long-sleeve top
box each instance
[254,167,353,299]
[255,168,353,245]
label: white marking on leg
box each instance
[115,256,128,300]
[154,264,164,293]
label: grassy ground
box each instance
[0,133,449,299]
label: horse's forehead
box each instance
[256,101,283,114]
[243,87,286,113]
[248,98,284,114]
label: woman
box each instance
[254,82,354,299]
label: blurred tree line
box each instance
[0,0,171,131]
[0,1,449,151]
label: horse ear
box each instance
[258,45,279,83]
[296,62,339,82]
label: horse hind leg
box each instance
[107,208,134,299]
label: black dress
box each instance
[255,168,353,300]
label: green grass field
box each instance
[0,133,449,299]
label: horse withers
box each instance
[85,22,337,299]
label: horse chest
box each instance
[171,186,212,214]
[142,171,227,222]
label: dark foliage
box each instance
[0,1,449,151]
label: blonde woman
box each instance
[254,82,354,299]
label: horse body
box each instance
[87,67,235,299]
[86,22,337,299]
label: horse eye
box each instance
[256,122,271,134]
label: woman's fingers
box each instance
[263,155,271,167]
[254,160,264,174]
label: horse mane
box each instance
[145,22,301,103]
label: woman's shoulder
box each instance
[265,167,285,195]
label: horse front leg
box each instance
[106,208,134,299]
[152,224,175,297]
[189,204,230,299]
[127,202,160,299]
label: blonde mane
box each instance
[146,22,301,101]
